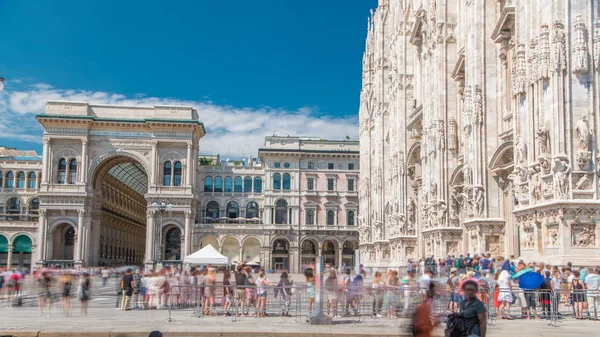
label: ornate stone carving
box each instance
[530,170,543,202]
[552,158,571,198]
[552,21,567,72]
[373,221,383,241]
[515,136,527,164]
[572,15,590,74]
[463,165,473,186]
[473,186,484,218]
[446,241,458,256]
[571,223,596,247]
[536,126,550,155]
[449,194,460,221]
[574,174,593,190]
[537,24,551,80]
[485,235,502,254]
[547,226,559,247]
[462,85,473,133]
[448,118,458,152]
[512,44,527,96]
[470,236,477,253]
[437,120,445,150]
[575,116,592,151]
[525,230,535,249]
[435,200,447,227]
[473,85,483,125]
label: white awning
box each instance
[183,244,229,265]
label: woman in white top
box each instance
[497,270,513,319]
[255,268,272,318]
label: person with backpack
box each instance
[456,255,466,274]
[458,280,487,337]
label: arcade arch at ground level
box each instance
[0,232,35,269]
[192,231,358,273]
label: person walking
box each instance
[38,271,53,317]
[497,270,513,319]
[101,268,110,287]
[255,268,272,318]
[222,272,233,316]
[412,283,439,337]
[78,272,91,315]
[585,267,600,320]
[371,271,385,318]
[460,280,487,337]
[120,269,134,311]
[305,268,316,317]
[572,271,587,319]
[59,273,73,316]
[274,272,293,317]
[325,270,340,318]
[384,270,399,318]
[203,268,217,315]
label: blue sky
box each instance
[0,0,377,156]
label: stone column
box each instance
[239,247,244,263]
[337,246,343,268]
[75,209,85,263]
[6,244,13,269]
[145,210,155,264]
[184,211,193,258]
[186,141,193,187]
[80,138,88,183]
[41,137,50,184]
[150,141,158,186]
[37,209,47,263]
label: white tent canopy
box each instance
[184,244,229,265]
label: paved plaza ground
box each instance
[1,275,599,336]
[0,304,597,337]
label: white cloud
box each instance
[0,83,358,157]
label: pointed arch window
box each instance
[246,201,259,219]
[275,199,288,224]
[282,173,291,190]
[243,177,252,193]
[253,177,262,193]
[224,176,233,192]
[347,210,355,226]
[273,173,281,190]
[57,159,67,184]
[206,201,220,218]
[28,172,37,189]
[16,171,26,189]
[234,176,243,192]
[173,161,182,186]
[326,210,335,226]
[68,159,77,184]
[204,176,213,192]
[214,176,223,192]
[306,209,315,226]
[163,162,172,186]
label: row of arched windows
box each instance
[163,161,183,186]
[204,176,262,193]
[57,158,77,184]
[3,197,39,215]
[305,209,355,226]
[0,171,38,189]
[272,173,291,190]
[205,201,259,219]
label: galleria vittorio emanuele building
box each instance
[358,0,600,269]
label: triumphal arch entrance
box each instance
[35,101,205,269]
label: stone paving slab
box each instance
[0,306,597,337]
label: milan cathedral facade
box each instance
[358,0,600,269]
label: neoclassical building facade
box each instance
[359,0,600,269]
[195,136,360,273]
[0,102,359,272]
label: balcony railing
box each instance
[0,213,39,222]
[196,222,358,231]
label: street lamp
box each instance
[151,200,173,265]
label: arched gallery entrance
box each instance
[90,155,149,266]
